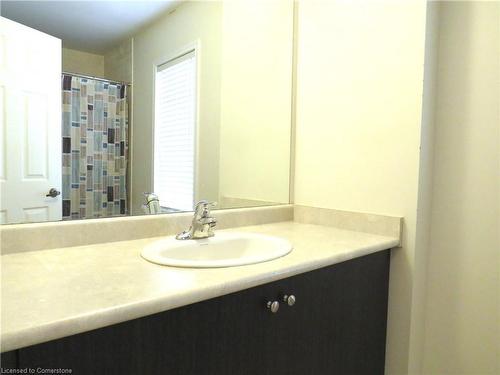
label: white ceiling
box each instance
[1,1,179,54]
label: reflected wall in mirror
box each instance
[0,0,293,224]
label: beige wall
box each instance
[62,41,132,83]
[293,1,429,373]
[62,47,104,77]
[408,2,440,373]
[104,39,133,83]
[132,1,293,213]
[132,1,223,214]
[422,2,500,374]
[218,0,293,205]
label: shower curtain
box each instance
[61,75,129,219]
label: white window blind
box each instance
[154,51,196,211]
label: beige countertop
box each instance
[1,221,399,352]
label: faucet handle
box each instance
[195,200,217,207]
[194,200,217,215]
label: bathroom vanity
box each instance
[2,251,389,374]
[0,219,398,375]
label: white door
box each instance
[0,17,62,224]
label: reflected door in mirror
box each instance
[0,18,62,224]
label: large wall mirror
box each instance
[0,0,293,224]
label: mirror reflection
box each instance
[0,0,293,224]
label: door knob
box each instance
[283,294,296,306]
[46,188,61,198]
[266,301,280,313]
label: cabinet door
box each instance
[0,351,17,369]
[134,281,286,375]
[17,280,283,375]
[274,250,390,375]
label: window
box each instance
[154,50,196,211]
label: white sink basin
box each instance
[141,232,292,268]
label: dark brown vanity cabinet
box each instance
[2,250,390,375]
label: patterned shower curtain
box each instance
[61,75,129,220]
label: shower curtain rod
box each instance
[62,71,132,86]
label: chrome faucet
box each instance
[175,200,217,240]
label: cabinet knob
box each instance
[266,301,280,313]
[283,294,296,306]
